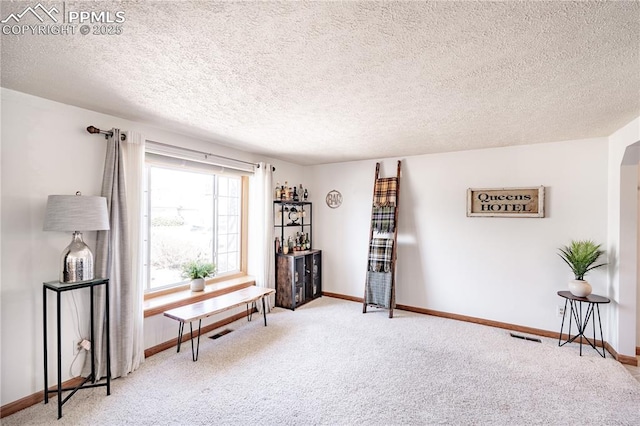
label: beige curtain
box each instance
[83,128,145,379]
[249,162,275,311]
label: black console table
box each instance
[557,290,610,358]
[43,278,111,419]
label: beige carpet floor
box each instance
[4,296,640,425]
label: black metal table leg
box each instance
[90,286,95,384]
[105,282,111,395]
[568,300,574,342]
[597,304,605,358]
[578,301,583,356]
[558,298,568,346]
[104,283,111,395]
[43,287,48,405]
[56,291,62,419]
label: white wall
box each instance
[311,138,609,333]
[0,88,304,406]
[607,117,640,357]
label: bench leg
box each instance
[176,322,185,353]
[189,320,202,362]
[262,297,267,326]
[246,303,253,322]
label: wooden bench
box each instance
[164,286,276,361]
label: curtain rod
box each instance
[146,139,275,171]
[87,126,275,171]
[86,125,127,141]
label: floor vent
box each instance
[209,329,233,339]
[510,333,542,343]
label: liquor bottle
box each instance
[275,182,281,200]
[303,187,308,201]
[293,186,299,202]
[284,181,289,200]
[275,237,281,253]
[305,233,310,250]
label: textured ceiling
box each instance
[1,1,639,165]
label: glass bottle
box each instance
[303,188,308,201]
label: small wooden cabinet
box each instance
[276,250,322,310]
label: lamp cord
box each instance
[66,291,87,377]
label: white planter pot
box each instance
[190,278,205,292]
[568,279,592,297]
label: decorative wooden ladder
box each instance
[362,160,401,318]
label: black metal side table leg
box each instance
[43,287,48,405]
[56,291,62,419]
[105,282,111,395]
[558,298,568,346]
[596,304,606,358]
[90,286,95,383]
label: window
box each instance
[143,159,243,292]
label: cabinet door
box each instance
[276,255,293,309]
[312,252,322,298]
[303,254,313,302]
[293,256,304,307]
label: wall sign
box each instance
[326,190,342,209]
[467,186,544,218]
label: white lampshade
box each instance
[44,194,110,232]
[43,193,110,283]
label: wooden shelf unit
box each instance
[273,201,321,309]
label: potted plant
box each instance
[182,260,216,292]
[558,240,607,297]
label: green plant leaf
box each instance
[181,260,217,280]
[557,240,606,280]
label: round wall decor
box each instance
[326,190,343,209]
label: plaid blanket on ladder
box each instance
[368,238,394,272]
[373,177,397,207]
[365,271,392,308]
[371,206,395,233]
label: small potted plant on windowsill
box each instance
[182,260,216,292]
[558,240,607,297]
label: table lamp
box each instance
[43,192,110,283]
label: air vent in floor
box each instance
[209,329,233,339]
[509,333,542,343]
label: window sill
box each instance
[143,275,256,318]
